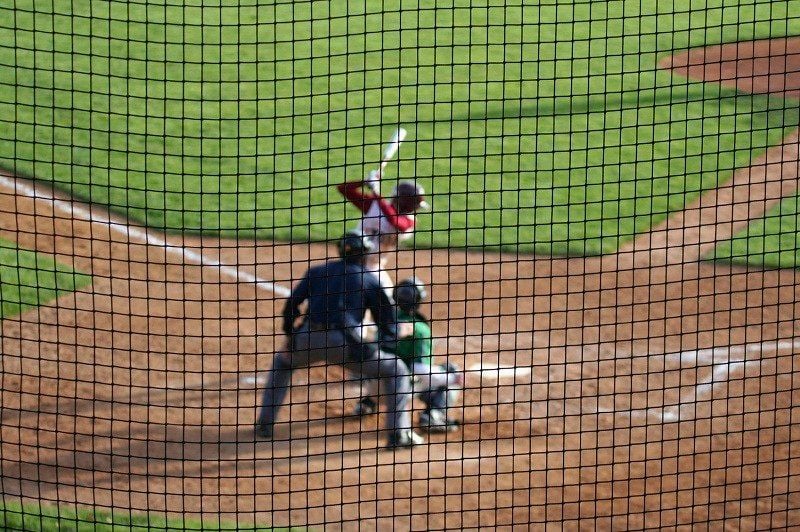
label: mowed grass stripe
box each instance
[1,1,799,254]
[0,238,92,319]
[712,194,800,269]
[0,500,291,531]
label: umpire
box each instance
[257,231,422,448]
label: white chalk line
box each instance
[462,338,798,426]
[467,362,532,381]
[240,375,264,386]
[229,329,795,429]
[595,338,800,422]
[0,174,291,297]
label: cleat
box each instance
[385,429,424,449]
[353,397,377,416]
[419,409,460,433]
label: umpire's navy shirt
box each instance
[282,259,398,345]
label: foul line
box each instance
[0,174,291,297]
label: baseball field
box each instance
[1,0,800,529]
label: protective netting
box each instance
[1,0,800,529]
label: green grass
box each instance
[0,238,92,319]
[711,193,800,269]
[0,500,292,531]
[1,0,800,254]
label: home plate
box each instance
[467,363,532,382]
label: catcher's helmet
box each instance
[394,276,428,312]
[338,230,374,262]
[392,181,429,214]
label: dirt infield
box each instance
[1,38,800,530]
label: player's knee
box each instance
[399,373,414,394]
[376,351,408,376]
[379,372,412,396]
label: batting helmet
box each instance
[392,181,429,214]
[394,276,428,312]
[338,230,374,262]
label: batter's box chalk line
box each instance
[466,362,533,381]
[240,374,267,386]
[593,338,800,423]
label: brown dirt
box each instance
[2,38,800,530]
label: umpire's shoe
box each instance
[419,409,460,433]
[385,429,424,449]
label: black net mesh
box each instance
[1,0,799,529]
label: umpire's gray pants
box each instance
[258,323,413,433]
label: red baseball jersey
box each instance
[337,181,416,237]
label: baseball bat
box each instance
[378,127,407,172]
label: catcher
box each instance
[355,276,463,433]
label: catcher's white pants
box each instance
[360,361,462,407]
